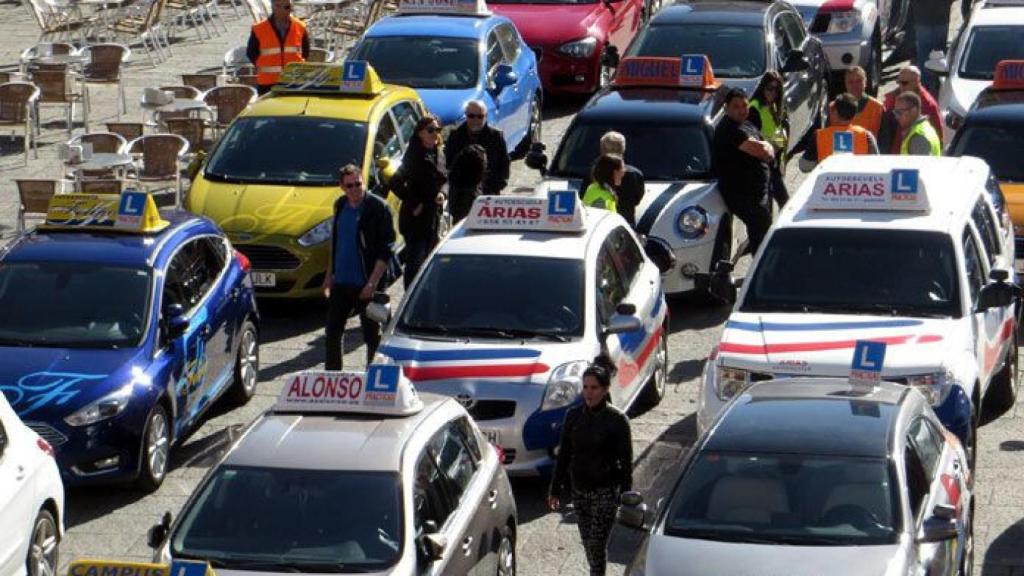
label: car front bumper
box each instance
[531,45,602,95]
[232,235,327,299]
[819,33,872,71]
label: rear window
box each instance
[626,24,766,78]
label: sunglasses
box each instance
[343,181,363,189]
[424,126,439,134]
[893,107,914,116]
[466,113,485,119]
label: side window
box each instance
[772,16,792,67]
[986,176,1007,220]
[596,243,627,321]
[164,239,215,312]
[200,237,227,282]
[428,422,478,502]
[495,24,521,62]
[391,101,420,145]
[971,199,1001,264]
[454,417,483,462]
[907,418,943,481]
[373,113,401,161]
[413,451,455,531]
[962,228,985,304]
[781,12,806,47]
[903,444,930,520]
[608,227,644,289]
[486,31,504,74]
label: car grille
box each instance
[467,400,516,421]
[25,422,68,447]
[810,13,831,33]
[235,244,301,271]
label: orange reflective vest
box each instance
[829,96,883,137]
[816,124,871,161]
[253,17,306,86]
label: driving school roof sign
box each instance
[466,191,585,232]
[275,365,423,416]
[43,192,170,233]
[275,61,383,95]
[993,60,1024,90]
[807,168,928,211]
[398,0,490,15]
[614,54,718,89]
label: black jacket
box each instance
[447,146,487,222]
[445,123,510,197]
[391,139,446,240]
[581,165,644,228]
[329,193,396,288]
[550,401,633,497]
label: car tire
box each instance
[496,527,516,576]
[967,393,979,471]
[26,508,58,576]
[641,325,669,408]
[985,332,1018,416]
[959,498,975,576]
[512,94,542,160]
[867,30,882,97]
[136,404,170,492]
[227,320,259,405]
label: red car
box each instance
[490,0,653,95]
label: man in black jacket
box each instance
[444,100,510,197]
[322,164,397,370]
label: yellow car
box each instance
[186,62,425,298]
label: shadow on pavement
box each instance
[666,297,732,333]
[983,518,1024,573]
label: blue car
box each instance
[351,5,543,156]
[0,193,259,490]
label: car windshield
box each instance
[950,124,1024,182]
[626,24,766,78]
[0,261,150,348]
[551,122,711,181]
[665,451,899,546]
[742,228,961,318]
[398,254,584,339]
[172,466,402,572]
[352,37,479,89]
[958,26,1024,80]
[205,117,367,185]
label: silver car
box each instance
[619,379,974,576]
[147,394,517,576]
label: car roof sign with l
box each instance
[274,365,424,416]
[465,190,585,232]
[992,60,1024,90]
[273,61,384,95]
[67,560,170,576]
[806,166,929,212]
[397,0,491,16]
[849,340,886,395]
[613,54,718,90]
[42,191,170,233]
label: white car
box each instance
[0,393,64,576]
[926,0,1024,144]
[698,155,1017,468]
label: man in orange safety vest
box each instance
[799,93,879,173]
[246,0,310,94]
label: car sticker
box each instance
[0,372,108,417]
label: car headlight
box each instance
[676,206,708,240]
[826,10,861,33]
[297,217,333,247]
[906,371,957,407]
[64,384,133,427]
[716,366,751,401]
[542,360,589,411]
[558,37,598,59]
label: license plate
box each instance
[251,271,276,287]
[482,429,501,445]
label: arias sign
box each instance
[808,169,927,211]
[466,191,585,232]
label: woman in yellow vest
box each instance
[247,0,310,94]
[747,71,789,207]
[583,154,622,213]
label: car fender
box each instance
[643,181,726,259]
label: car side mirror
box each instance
[525,142,548,174]
[417,521,446,563]
[643,237,676,274]
[147,511,172,549]
[976,270,1021,313]
[781,49,809,73]
[163,304,189,341]
[601,45,620,68]
[492,64,518,91]
[918,504,958,543]
[605,312,642,335]
[925,55,949,76]
[617,491,650,530]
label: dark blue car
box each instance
[0,203,259,490]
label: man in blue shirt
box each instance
[323,164,397,370]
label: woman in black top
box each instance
[548,358,633,576]
[392,115,446,289]
[448,144,487,223]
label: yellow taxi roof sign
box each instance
[397,0,491,15]
[68,560,170,576]
[613,54,719,90]
[992,60,1024,90]
[273,61,384,96]
[42,191,170,234]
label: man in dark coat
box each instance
[444,100,510,197]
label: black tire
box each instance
[496,526,515,576]
[959,498,975,576]
[967,396,979,471]
[136,404,170,492]
[512,94,542,160]
[867,30,882,97]
[641,325,669,408]
[26,509,58,576]
[986,332,1018,416]
[227,320,259,405]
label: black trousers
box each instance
[769,163,789,209]
[325,284,380,370]
[403,236,435,290]
[723,192,772,258]
[573,487,619,576]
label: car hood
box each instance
[490,2,602,46]
[640,535,905,576]
[187,178,340,239]
[717,313,964,376]
[418,87,482,127]
[948,77,990,117]
[0,346,147,420]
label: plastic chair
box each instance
[81,43,131,119]
[31,69,88,135]
[79,179,124,194]
[203,84,255,133]
[0,82,41,164]
[127,133,189,204]
[15,179,58,234]
[182,73,218,92]
[106,121,144,140]
[162,117,207,153]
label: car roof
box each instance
[705,378,908,458]
[436,207,616,258]
[649,1,771,27]
[2,210,211,268]
[969,90,1024,123]
[577,86,720,124]
[969,1,1024,26]
[366,13,506,37]
[243,85,420,122]
[777,155,991,235]
[223,393,455,472]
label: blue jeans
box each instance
[915,20,949,95]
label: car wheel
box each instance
[959,499,975,576]
[868,30,882,96]
[137,404,170,491]
[227,320,259,405]
[641,326,668,408]
[985,332,1018,417]
[967,398,979,471]
[512,94,542,159]
[26,509,58,576]
[496,528,515,576]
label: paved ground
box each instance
[4,1,1024,575]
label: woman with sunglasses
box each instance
[391,115,447,288]
[548,356,633,576]
[747,71,790,208]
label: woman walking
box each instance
[392,115,446,288]
[548,357,633,576]
[747,71,790,208]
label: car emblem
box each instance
[455,393,475,409]
[233,233,253,242]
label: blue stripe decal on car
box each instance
[637,183,685,236]
[377,346,542,362]
[725,319,925,332]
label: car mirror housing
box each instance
[976,271,1021,313]
[605,313,642,335]
[918,513,958,543]
[643,237,676,274]
[617,491,649,530]
[147,511,172,549]
[492,64,518,91]
[163,304,189,341]
[925,56,949,76]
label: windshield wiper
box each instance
[832,302,950,318]
[664,527,775,544]
[456,326,568,342]
[401,322,451,335]
[741,302,833,313]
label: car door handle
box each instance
[15,464,25,481]
[461,536,473,555]
[488,489,499,508]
